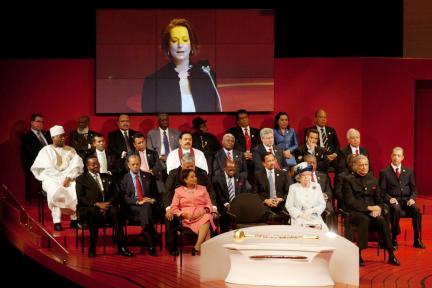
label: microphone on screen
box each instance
[201,65,223,112]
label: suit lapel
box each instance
[86,173,101,191]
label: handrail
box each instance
[0,184,68,261]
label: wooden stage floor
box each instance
[4,195,432,287]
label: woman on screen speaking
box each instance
[141,18,222,113]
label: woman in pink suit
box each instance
[170,169,216,253]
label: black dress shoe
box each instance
[54,223,63,231]
[88,250,96,258]
[70,220,81,229]
[118,246,134,257]
[388,254,400,266]
[169,248,179,256]
[147,247,157,257]
[413,239,426,249]
[392,239,398,249]
[191,248,200,256]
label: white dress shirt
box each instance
[166,148,208,174]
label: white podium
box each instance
[200,225,359,287]
[224,243,335,286]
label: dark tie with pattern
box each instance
[162,131,170,155]
[228,177,235,202]
[93,173,104,201]
[320,128,328,150]
[123,131,132,153]
[36,131,47,146]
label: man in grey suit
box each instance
[213,133,247,178]
[146,113,180,163]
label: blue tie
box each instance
[163,131,170,155]
[268,170,275,198]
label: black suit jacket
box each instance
[253,169,293,201]
[141,61,220,113]
[339,145,370,171]
[343,173,383,213]
[21,130,52,170]
[212,149,247,178]
[76,172,118,209]
[316,171,333,200]
[120,171,157,206]
[212,173,250,211]
[379,165,416,202]
[108,129,138,159]
[252,144,288,173]
[294,144,329,172]
[70,130,98,157]
[227,126,261,152]
[164,167,216,208]
[304,126,340,155]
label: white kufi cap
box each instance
[50,125,65,137]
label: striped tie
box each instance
[228,177,235,202]
[320,128,328,150]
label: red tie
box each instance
[355,149,359,156]
[244,128,251,151]
[135,174,144,201]
[311,173,316,182]
[395,168,401,178]
[227,151,232,160]
[269,147,281,169]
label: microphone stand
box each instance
[201,65,223,112]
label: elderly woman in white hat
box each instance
[285,162,328,231]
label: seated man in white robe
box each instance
[31,125,84,231]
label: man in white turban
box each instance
[31,125,84,231]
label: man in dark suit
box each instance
[252,128,288,173]
[343,155,400,266]
[21,113,51,203]
[120,154,158,256]
[130,133,164,176]
[108,114,138,177]
[89,134,116,175]
[304,154,337,231]
[379,147,425,249]
[164,152,217,255]
[227,109,262,183]
[339,128,371,172]
[253,152,293,221]
[76,155,133,258]
[304,109,341,172]
[213,160,251,232]
[294,128,329,172]
[192,116,221,175]
[213,133,247,178]
[69,115,98,160]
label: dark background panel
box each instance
[0,1,403,58]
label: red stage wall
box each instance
[1,58,432,200]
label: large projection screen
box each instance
[96,9,274,114]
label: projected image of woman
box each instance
[141,18,221,113]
